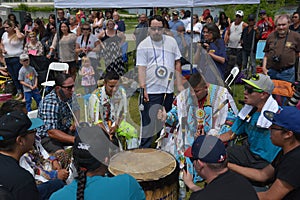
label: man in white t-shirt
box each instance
[136,15,183,148]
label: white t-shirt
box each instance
[186,22,203,43]
[1,32,24,58]
[136,35,181,94]
[76,34,99,59]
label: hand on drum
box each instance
[157,107,167,122]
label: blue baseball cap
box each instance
[264,106,300,134]
[0,111,44,141]
[185,135,227,163]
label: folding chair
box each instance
[41,62,69,98]
[225,66,240,88]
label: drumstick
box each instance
[213,99,229,116]
[161,72,174,107]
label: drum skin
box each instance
[108,148,179,200]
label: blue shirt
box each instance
[168,20,184,31]
[50,174,145,200]
[37,90,79,137]
[209,38,227,79]
[232,112,281,162]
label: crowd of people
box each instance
[0,7,300,200]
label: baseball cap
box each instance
[259,10,266,15]
[264,106,300,134]
[248,14,255,21]
[0,111,44,141]
[184,135,227,163]
[236,10,244,17]
[19,54,29,61]
[242,74,274,95]
[172,10,179,16]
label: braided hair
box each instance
[76,167,87,200]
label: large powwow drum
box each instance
[108,148,179,200]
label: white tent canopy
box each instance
[54,0,260,8]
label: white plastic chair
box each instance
[41,62,69,98]
[225,66,240,88]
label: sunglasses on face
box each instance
[82,28,90,31]
[21,59,29,62]
[244,85,264,94]
[236,15,242,18]
[150,27,163,31]
[61,84,74,90]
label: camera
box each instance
[200,40,210,49]
[272,55,281,63]
[78,52,86,58]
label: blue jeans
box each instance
[24,88,42,111]
[140,93,173,148]
[5,57,23,93]
[37,179,65,200]
[268,67,295,83]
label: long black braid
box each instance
[76,167,87,200]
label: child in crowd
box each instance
[18,53,42,111]
[80,56,96,94]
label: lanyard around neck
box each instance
[151,36,165,68]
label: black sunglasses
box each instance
[61,84,75,90]
[150,27,163,31]
[82,28,90,31]
[236,15,242,18]
[244,85,264,94]
[21,59,29,62]
[190,157,199,163]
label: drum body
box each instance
[108,148,179,200]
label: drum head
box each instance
[108,148,176,182]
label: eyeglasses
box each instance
[150,27,163,31]
[244,85,264,94]
[27,129,37,134]
[236,15,242,18]
[82,28,90,31]
[21,59,29,62]
[202,31,212,34]
[269,126,288,132]
[190,157,199,163]
[61,84,75,90]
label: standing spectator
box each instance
[256,10,275,40]
[98,19,126,76]
[33,18,46,41]
[80,56,96,94]
[181,10,191,30]
[168,10,184,32]
[183,135,258,200]
[217,12,231,39]
[225,10,248,71]
[76,22,101,81]
[186,14,202,52]
[93,11,104,35]
[1,20,25,100]
[69,16,81,36]
[262,14,300,83]
[18,53,42,112]
[136,15,183,148]
[228,106,300,200]
[241,14,260,75]
[112,11,125,33]
[205,15,214,24]
[37,73,79,154]
[23,16,33,43]
[133,13,148,48]
[57,9,67,26]
[290,12,300,34]
[24,32,44,56]
[42,23,57,58]
[0,17,4,39]
[201,23,227,79]
[7,13,19,28]
[45,14,56,33]
[199,9,210,24]
[174,25,191,60]
[0,111,43,200]
[47,21,77,80]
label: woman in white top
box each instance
[92,11,104,35]
[76,22,102,81]
[186,14,203,52]
[47,21,77,80]
[69,16,81,36]
[0,20,25,100]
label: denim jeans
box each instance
[139,93,173,148]
[24,88,42,111]
[268,67,295,83]
[5,57,23,93]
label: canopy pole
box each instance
[250,4,260,76]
